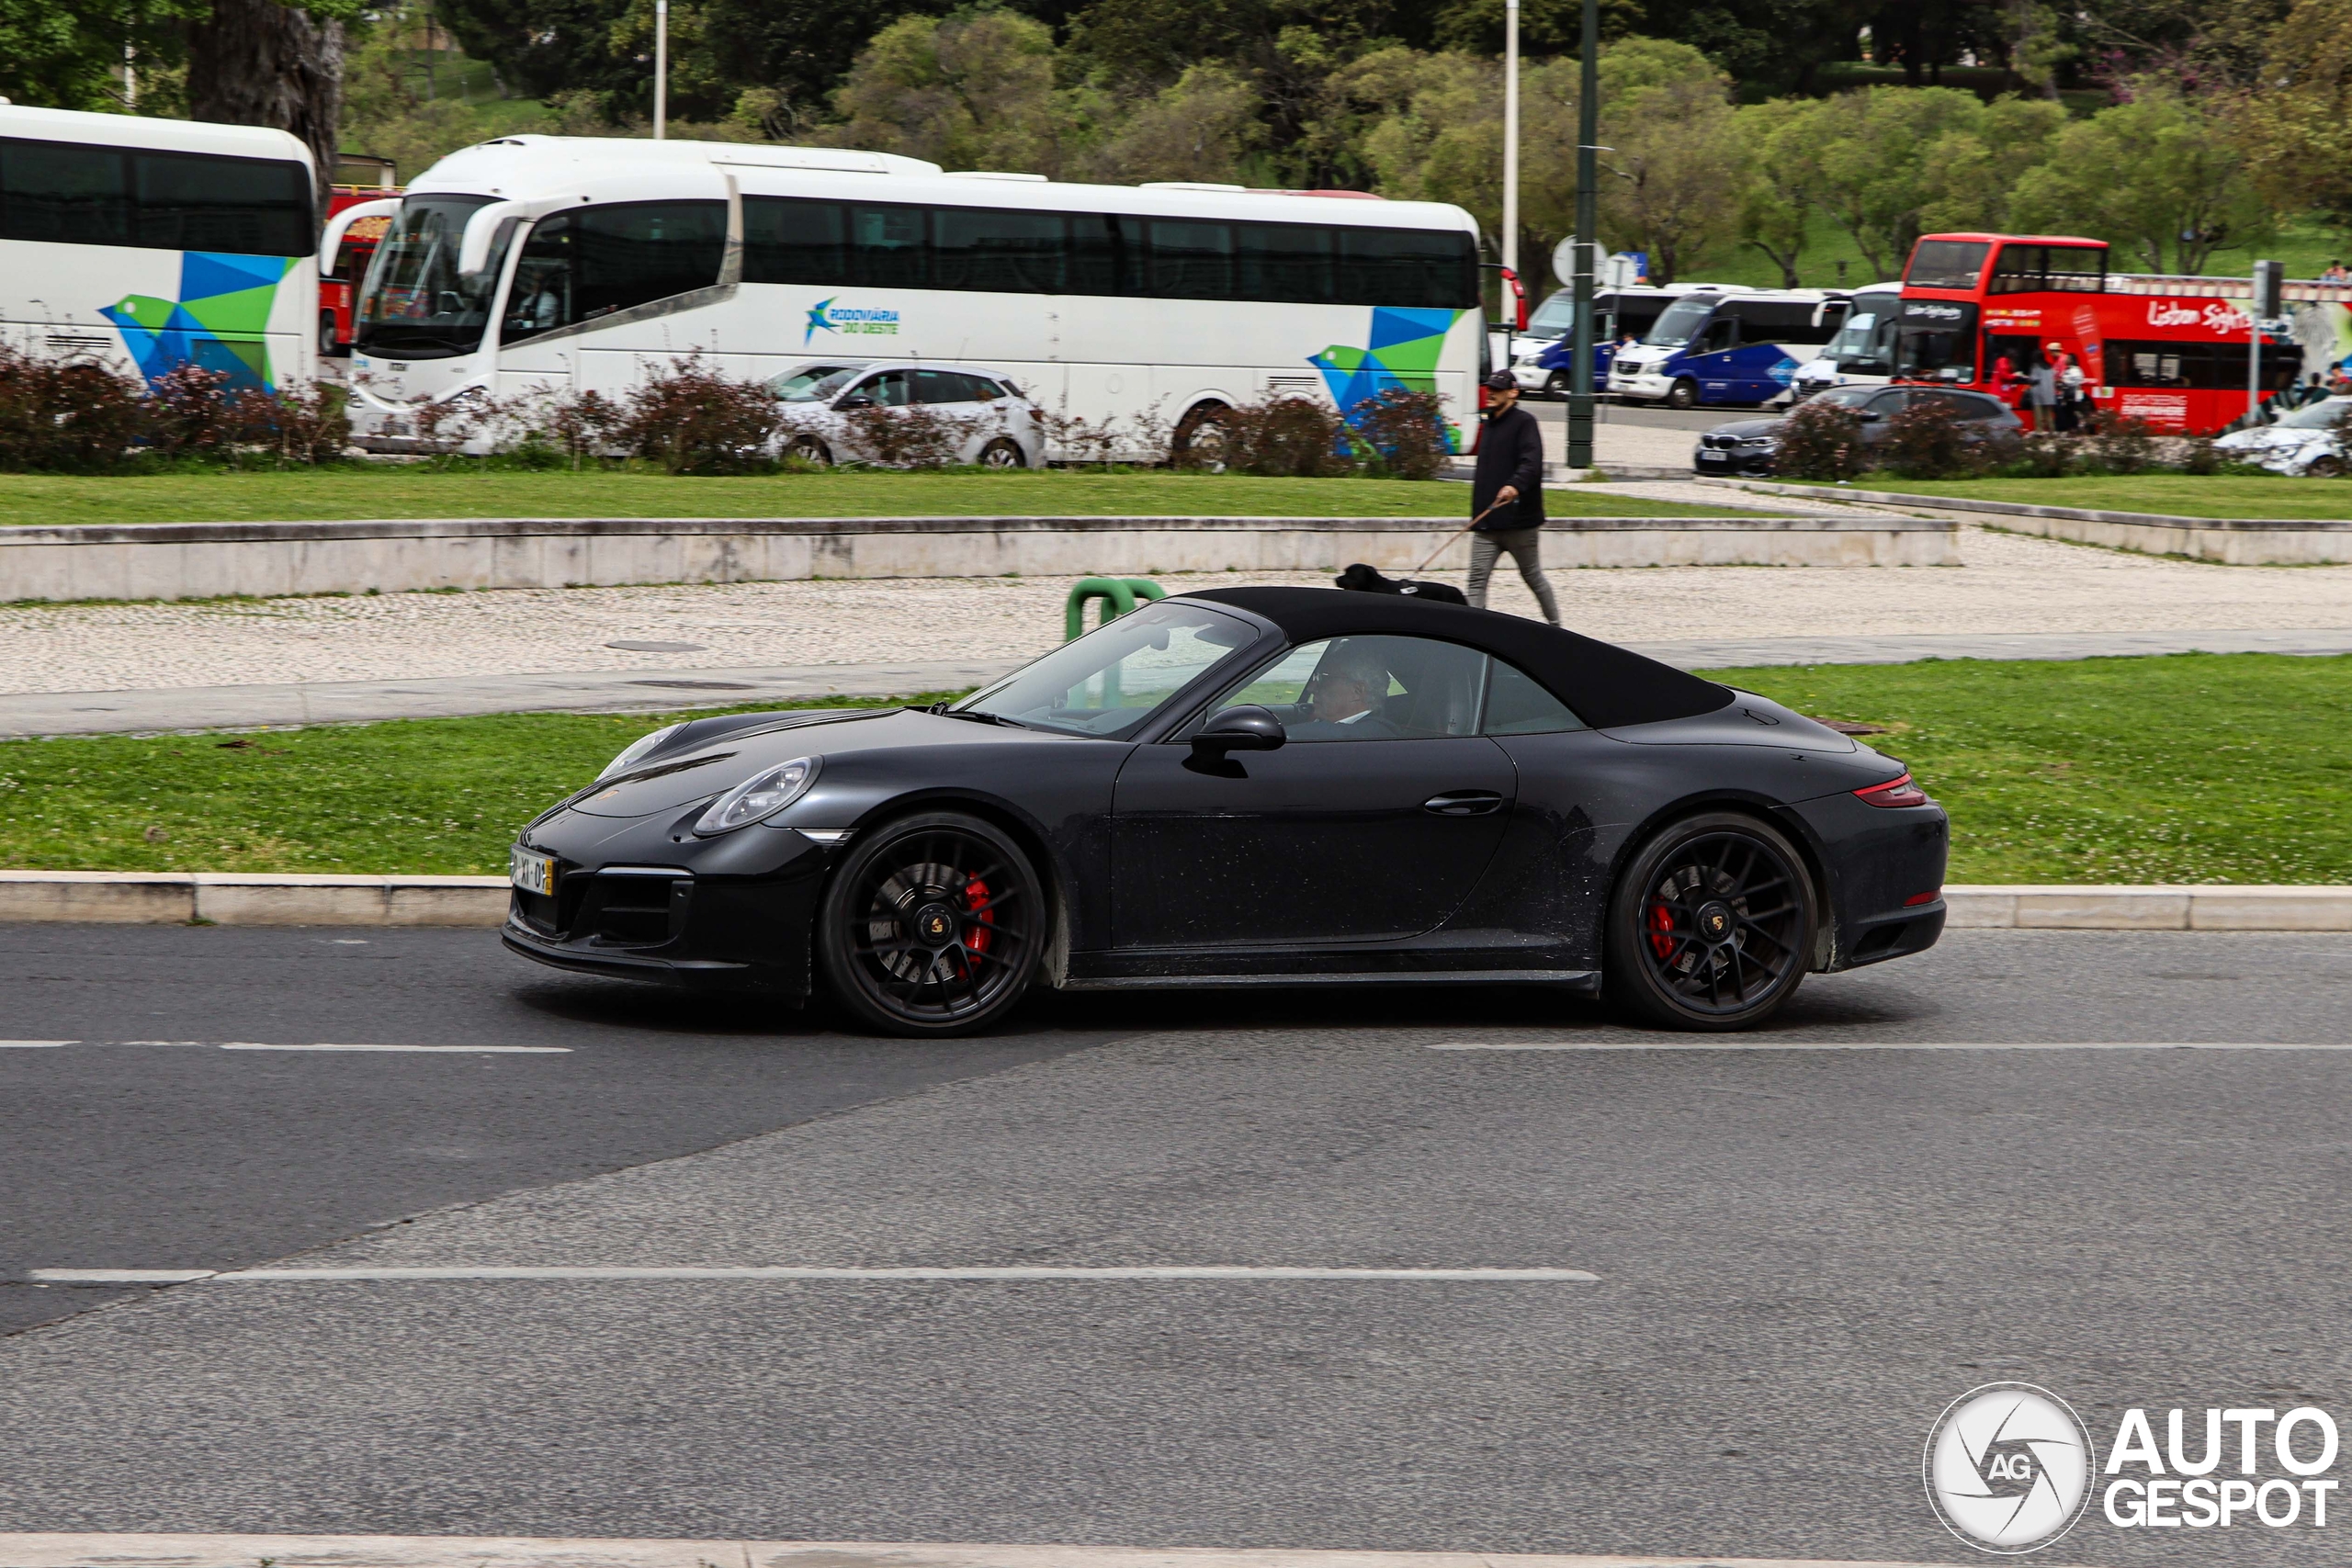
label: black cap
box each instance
[1483,370,1517,390]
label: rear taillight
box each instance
[1854,772,1930,809]
[1904,888,1941,907]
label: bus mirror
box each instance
[457,200,529,279]
[318,197,401,278]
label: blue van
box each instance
[1509,286,1729,399]
[1605,290,1849,408]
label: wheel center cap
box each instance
[1696,900,1735,942]
[914,902,957,946]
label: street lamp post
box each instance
[653,0,669,140]
[1566,0,1599,470]
[1501,0,1520,281]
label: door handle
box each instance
[1424,790,1505,816]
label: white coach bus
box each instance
[342,136,1486,457]
[0,103,316,393]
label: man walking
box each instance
[1467,369,1560,626]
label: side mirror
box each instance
[1192,705,1285,756]
[836,394,875,410]
[1857,410,1883,423]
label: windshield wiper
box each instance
[929,706,1029,728]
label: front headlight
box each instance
[599,722,682,781]
[1739,435,1779,448]
[694,755,820,835]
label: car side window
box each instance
[1866,390,1909,417]
[1482,658,1586,735]
[1210,635,1489,742]
[857,371,911,407]
[912,368,972,405]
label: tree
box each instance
[1591,38,1743,284]
[2237,0,2352,224]
[1760,85,1988,280]
[2009,89,2272,273]
[1733,98,1811,287]
[185,0,354,209]
[833,9,1061,171]
[1081,64,1263,183]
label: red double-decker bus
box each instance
[1894,231,2352,435]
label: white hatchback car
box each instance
[772,363,1044,468]
[2216,395,2352,476]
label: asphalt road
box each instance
[6,922,2352,1565]
[1525,400,1731,434]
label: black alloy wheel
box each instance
[817,811,1046,1036]
[1605,811,1816,1031]
[1665,378,1699,410]
[979,437,1026,468]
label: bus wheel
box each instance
[978,438,1026,469]
[1665,378,1699,410]
[786,435,833,467]
[318,312,339,357]
[1172,402,1231,470]
[1544,371,1573,400]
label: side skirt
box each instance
[1060,969,1600,991]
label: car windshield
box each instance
[355,194,504,359]
[771,366,857,401]
[951,600,1258,739]
[2276,398,2351,430]
[1645,298,1714,347]
[1525,292,1577,338]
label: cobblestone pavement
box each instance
[6,528,2350,695]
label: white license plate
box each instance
[1697,451,1729,463]
[510,848,556,896]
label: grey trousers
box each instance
[1466,526,1560,625]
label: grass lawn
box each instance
[6,654,2346,885]
[1775,472,2352,523]
[1720,653,2352,885]
[0,469,1735,527]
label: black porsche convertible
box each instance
[504,587,1947,1035]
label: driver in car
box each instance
[1289,645,1401,739]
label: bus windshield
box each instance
[1823,305,1894,374]
[1905,240,1990,291]
[356,194,503,359]
[1645,298,1714,347]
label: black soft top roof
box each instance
[1180,586,1732,730]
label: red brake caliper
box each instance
[1646,900,1675,959]
[963,876,995,960]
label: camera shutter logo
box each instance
[1924,1382,2096,1553]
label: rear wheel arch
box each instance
[1602,806,1823,1030]
[1606,794,1834,967]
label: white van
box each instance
[1789,283,1899,401]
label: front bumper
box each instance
[1611,370,1671,400]
[501,807,842,996]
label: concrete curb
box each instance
[1694,478,2352,565]
[0,1535,2025,1568]
[0,512,1956,603]
[2,873,2347,931]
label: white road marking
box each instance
[1430,1040,2352,1051]
[0,1040,74,1047]
[0,1532,1995,1568]
[32,1266,1600,1285]
[217,1043,571,1054]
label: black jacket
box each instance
[1471,403,1545,530]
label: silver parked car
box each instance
[772,363,1044,468]
[2215,396,2352,476]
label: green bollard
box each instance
[1063,577,1166,641]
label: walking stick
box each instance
[1417,498,1511,573]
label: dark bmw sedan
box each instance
[1695,383,2022,477]
[505,588,1948,1036]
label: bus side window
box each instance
[1335,227,1478,310]
[573,200,726,321]
[743,197,847,287]
[852,205,929,289]
[502,215,574,343]
[1237,223,1333,304]
[933,208,1065,294]
[0,141,132,245]
[1148,220,1233,299]
[1068,213,1132,296]
[136,150,310,256]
